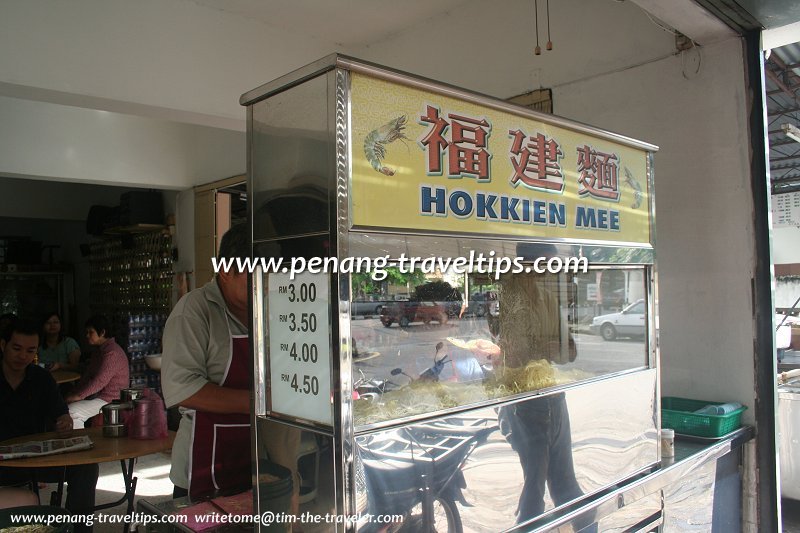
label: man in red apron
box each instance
[162,225,299,506]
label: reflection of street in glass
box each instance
[352,317,644,388]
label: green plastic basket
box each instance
[661,397,746,438]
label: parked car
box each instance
[590,299,646,340]
[380,300,449,327]
[777,313,799,361]
[352,296,388,317]
[413,281,463,317]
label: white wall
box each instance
[773,226,800,264]
[357,0,676,99]
[555,38,757,422]
[0,0,331,127]
[0,96,245,189]
[763,20,800,50]
[776,280,800,309]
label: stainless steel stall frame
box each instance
[242,54,660,532]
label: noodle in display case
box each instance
[351,265,648,427]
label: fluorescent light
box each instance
[783,123,800,143]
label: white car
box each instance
[591,300,646,341]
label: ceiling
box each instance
[696,0,800,30]
[187,0,471,49]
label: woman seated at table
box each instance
[65,315,129,429]
[39,312,81,372]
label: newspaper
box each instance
[0,435,93,460]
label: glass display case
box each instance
[350,261,650,428]
[243,55,658,532]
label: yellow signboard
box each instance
[350,72,652,246]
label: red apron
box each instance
[189,333,251,499]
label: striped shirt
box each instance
[71,337,129,402]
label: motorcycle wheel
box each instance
[431,496,462,533]
[402,498,463,533]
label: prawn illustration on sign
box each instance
[624,167,644,209]
[363,115,410,176]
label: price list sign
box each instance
[267,272,332,425]
[773,191,800,228]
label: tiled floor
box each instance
[37,450,175,532]
[42,447,335,532]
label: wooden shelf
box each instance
[0,265,72,273]
[104,224,166,235]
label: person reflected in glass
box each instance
[494,244,589,527]
[498,395,586,524]
[39,312,81,372]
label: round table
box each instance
[0,426,175,527]
[51,370,81,384]
[0,427,174,468]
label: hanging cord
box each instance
[534,0,541,55]
[635,5,701,79]
[546,0,552,51]
[680,44,702,80]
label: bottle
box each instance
[694,402,742,415]
[661,428,675,458]
[713,402,743,414]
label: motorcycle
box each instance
[353,367,401,401]
[354,342,450,401]
[354,342,496,533]
[357,414,495,533]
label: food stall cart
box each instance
[239,55,742,533]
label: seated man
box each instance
[0,319,98,532]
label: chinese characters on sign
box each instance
[417,107,621,203]
[576,145,620,201]
[508,129,564,192]
[419,105,492,181]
